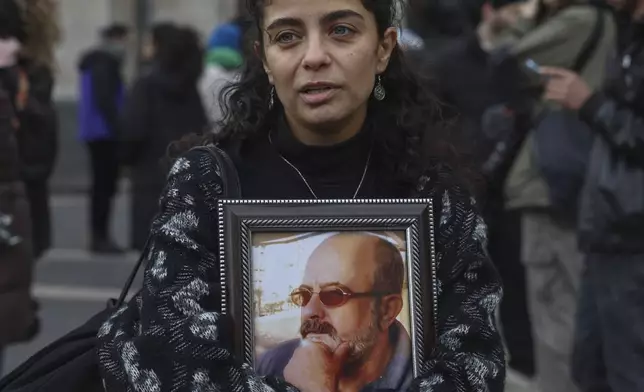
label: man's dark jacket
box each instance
[578,21,644,253]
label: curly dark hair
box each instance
[175,0,475,191]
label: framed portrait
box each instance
[218,199,437,391]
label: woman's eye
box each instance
[331,25,354,37]
[275,32,298,44]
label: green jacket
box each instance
[498,5,616,210]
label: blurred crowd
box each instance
[0,0,643,390]
[422,0,644,390]
[0,0,59,372]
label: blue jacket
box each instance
[77,48,124,142]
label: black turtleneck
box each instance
[233,115,406,200]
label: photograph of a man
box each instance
[255,232,413,392]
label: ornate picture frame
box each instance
[218,199,437,387]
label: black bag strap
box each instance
[198,144,242,199]
[572,7,606,73]
[114,145,241,308]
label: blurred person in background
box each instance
[119,25,207,252]
[12,0,61,262]
[478,0,615,390]
[0,0,40,373]
[427,0,537,379]
[199,20,245,128]
[77,23,129,254]
[538,0,644,389]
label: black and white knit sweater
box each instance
[96,142,506,391]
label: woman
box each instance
[98,0,505,391]
[120,25,208,251]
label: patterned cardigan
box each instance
[97,148,506,391]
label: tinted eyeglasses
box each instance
[290,287,392,308]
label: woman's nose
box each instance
[301,35,331,70]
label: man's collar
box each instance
[363,320,413,391]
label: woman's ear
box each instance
[376,27,398,74]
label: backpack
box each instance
[0,145,240,392]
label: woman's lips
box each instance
[299,87,339,106]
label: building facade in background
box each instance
[54,0,237,101]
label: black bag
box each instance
[0,145,241,392]
[532,7,606,215]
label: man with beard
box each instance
[255,232,412,392]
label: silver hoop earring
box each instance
[269,86,275,109]
[374,75,386,101]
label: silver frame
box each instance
[218,198,437,378]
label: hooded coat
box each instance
[119,64,208,250]
[0,76,37,347]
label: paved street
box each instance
[2,192,535,391]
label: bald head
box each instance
[304,233,405,294]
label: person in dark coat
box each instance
[425,2,537,378]
[0,78,37,376]
[0,2,39,370]
[120,25,208,251]
[12,0,61,260]
[77,23,129,254]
